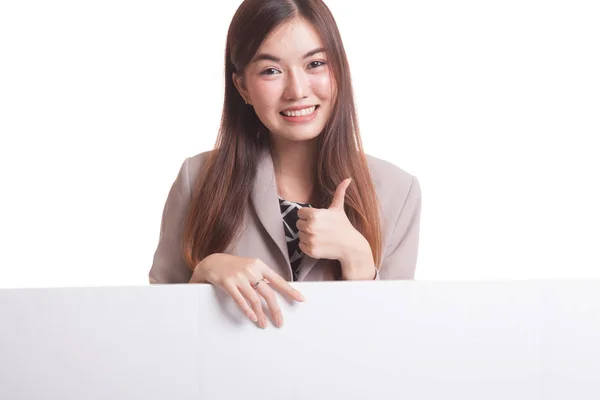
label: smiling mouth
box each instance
[280,105,319,117]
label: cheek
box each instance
[310,73,334,101]
[251,80,281,110]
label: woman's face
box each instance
[234,17,336,143]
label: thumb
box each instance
[329,178,352,209]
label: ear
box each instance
[232,73,251,105]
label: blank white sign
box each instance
[0,281,599,399]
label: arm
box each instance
[377,175,422,280]
[148,157,194,284]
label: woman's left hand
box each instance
[296,178,376,279]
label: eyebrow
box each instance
[252,47,326,63]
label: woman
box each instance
[149,0,422,328]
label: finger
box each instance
[329,178,352,209]
[262,268,305,302]
[298,230,309,244]
[239,281,269,328]
[296,219,307,232]
[222,282,258,323]
[297,207,315,221]
[255,283,284,328]
[298,241,314,259]
[298,241,306,255]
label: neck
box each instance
[269,135,318,204]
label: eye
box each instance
[260,68,280,75]
[308,60,326,69]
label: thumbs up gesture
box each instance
[296,178,375,278]
[328,177,352,210]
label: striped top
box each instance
[278,196,313,281]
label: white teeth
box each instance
[282,106,316,117]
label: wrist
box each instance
[189,253,218,284]
[339,235,375,280]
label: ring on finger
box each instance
[252,278,269,290]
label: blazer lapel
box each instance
[250,148,292,276]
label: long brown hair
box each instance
[183,0,383,272]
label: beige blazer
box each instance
[149,148,421,283]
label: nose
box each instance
[283,68,310,100]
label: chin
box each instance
[273,129,322,143]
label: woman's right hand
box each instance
[189,253,305,328]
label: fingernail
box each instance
[298,293,305,301]
[249,313,258,322]
[276,316,284,327]
[259,318,268,329]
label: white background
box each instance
[0,0,598,288]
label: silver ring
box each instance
[252,278,268,290]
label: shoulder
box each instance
[186,149,215,172]
[178,149,215,188]
[364,153,419,204]
[363,153,421,244]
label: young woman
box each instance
[149,0,422,328]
